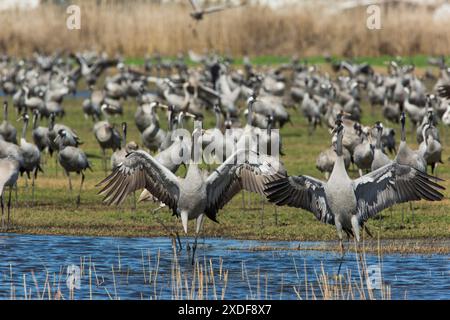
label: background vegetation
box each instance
[1,1,450,58]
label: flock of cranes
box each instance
[0,50,447,265]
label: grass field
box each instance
[126,55,448,68]
[2,66,449,247]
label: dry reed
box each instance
[1,1,450,58]
[3,242,394,300]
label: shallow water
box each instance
[0,233,448,300]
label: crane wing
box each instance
[97,150,180,210]
[353,162,444,224]
[265,175,334,225]
[188,0,200,11]
[205,150,286,222]
[437,84,450,99]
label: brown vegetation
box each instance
[1,1,450,57]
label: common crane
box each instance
[0,101,17,144]
[0,156,20,229]
[265,120,445,273]
[97,125,285,263]
[55,129,91,207]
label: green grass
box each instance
[126,54,447,67]
[2,70,450,248]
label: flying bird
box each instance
[188,0,246,21]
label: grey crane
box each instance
[22,86,46,116]
[235,95,261,153]
[70,53,118,86]
[159,105,178,151]
[47,113,81,156]
[97,125,285,263]
[55,129,91,207]
[382,98,401,124]
[419,120,443,175]
[162,81,189,112]
[300,92,321,135]
[370,123,397,155]
[0,156,20,229]
[394,113,427,223]
[31,109,50,153]
[0,101,17,144]
[265,120,445,273]
[353,124,374,177]
[111,122,138,170]
[371,122,392,172]
[395,112,426,172]
[202,105,234,163]
[137,119,191,204]
[416,109,440,144]
[93,114,122,174]
[438,84,450,126]
[18,113,42,204]
[101,98,123,117]
[404,88,427,129]
[141,102,167,152]
[245,108,269,129]
[316,142,351,180]
[135,102,160,133]
[82,85,103,119]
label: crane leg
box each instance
[76,172,85,207]
[274,204,278,226]
[409,202,414,224]
[260,196,264,228]
[337,239,345,276]
[241,191,246,211]
[7,186,12,229]
[151,205,182,252]
[1,194,4,229]
[66,170,73,192]
[14,183,17,207]
[432,163,438,178]
[132,191,136,211]
[401,205,405,225]
[191,214,204,265]
[191,234,199,266]
[55,155,58,177]
[102,149,107,175]
[31,167,37,207]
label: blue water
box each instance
[0,233,448,300]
